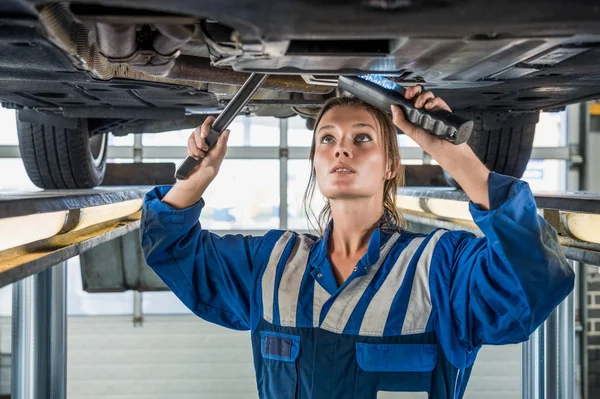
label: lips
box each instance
[330,163,355,174]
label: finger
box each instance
[404,85,422,100]
[187,136,203,158]
[391,104,417,137]
[415,91,435,109]
[200,116,216,139]
[424,96,452,112]
[193,127,209,152]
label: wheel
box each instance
[444,110,539,187]
[16,111,107,189]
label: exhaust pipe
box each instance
[153,24,195,56]
[167,56,334,94]
[95,22,137,59]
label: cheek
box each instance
[362,150,387,179]
[313,149,329,178]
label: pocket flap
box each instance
[260,331,300,362]
[356,343,438,372]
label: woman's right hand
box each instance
[187,116,230,182]
[161,117,230,209]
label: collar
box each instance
[309,218,389,272]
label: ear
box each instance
[385,159,400,180]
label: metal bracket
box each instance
[569,143,583,166]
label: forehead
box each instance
[317,106,379,131]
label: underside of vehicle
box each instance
[1,0,600,188]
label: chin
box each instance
[321,188,367,200]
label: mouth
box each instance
[330,164,356,174]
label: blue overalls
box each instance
[140,172,574,399]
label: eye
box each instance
[355,133,372,142]
[320,135,335,144]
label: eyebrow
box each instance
[317,123,376,133]
[317,124,334,133]
[352,123,375,130]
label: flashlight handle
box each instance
[338,76,473,145]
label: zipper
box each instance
[453,368,461,399]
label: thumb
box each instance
[391,105,415,136]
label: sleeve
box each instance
[429,172,575,368]
[140,185,277,331]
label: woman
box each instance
[140,86,574,399]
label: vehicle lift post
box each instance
[12,262,67,399]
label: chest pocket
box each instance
[355,343,438,399]
[260,331,300,399]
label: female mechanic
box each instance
[140,86,574,399]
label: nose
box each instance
[334,144,352,159]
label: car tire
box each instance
[17,112,107,189]
[444,110,539,187]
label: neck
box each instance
[328,196,384,257]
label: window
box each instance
[141,115,279,147]
[523,160,567,192]
[288,115,313,147]
[246,117,280,147]
[145,158,281,230]
[525,111,567,191]
[107,134,134,147]
[0,108,17,145]
[203,159,279,229]
[141,127,191,147]
[288,160,326,232]
[0,158,39,191]
[534,111,565,147]
[397,134,419,147]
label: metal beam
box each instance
[0,144,577,161]
[0,215,141,289]
[11,261,67,399]
[399,203,600,266]
[0,187,148,219]
[544,291,575,399]
[279,118,288,229]
[523,326,544,399]
[399,187,600,215]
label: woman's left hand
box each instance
[391,85,492,209]
[390,85,457,156]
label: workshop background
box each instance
[0,105,597,398]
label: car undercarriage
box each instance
[1,0,600,188]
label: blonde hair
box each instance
[302,97,406,236]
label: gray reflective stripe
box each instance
[358,236,426,336]
[261,231,294,323]
[313,281,329,327]
[320,233,400,333]
[278,234,315,327]
[401,229,447,335]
